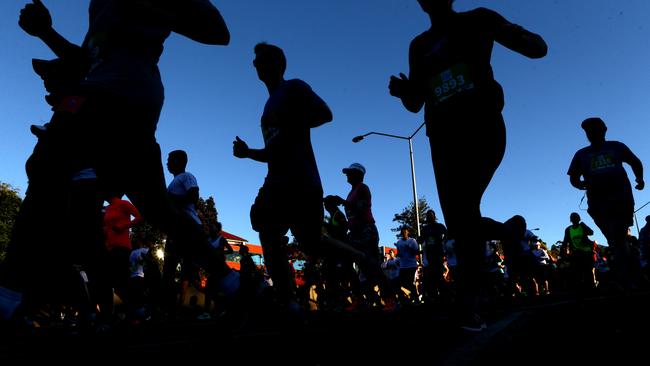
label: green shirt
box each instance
[569,225,592,252]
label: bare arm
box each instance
[241,148,269,163]
[389,40,425,113]
[490,9,548,59]
[233,136,269,163]
[626,152,645,190]
[391,74,425,113]
[19,0,84,60]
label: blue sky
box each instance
[2,0,650,249]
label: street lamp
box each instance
[352,121,426,238]
[633,200,650,235]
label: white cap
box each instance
[342,163,366,175]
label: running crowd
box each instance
[0,0,646,334]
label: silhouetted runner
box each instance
[329,163,397,311]
[562,212,596,290]
[163,149,214,313]
[99,192,143,321]
[233,43,333,310]
[1,0,233,323]
[420,209,447,301]
[568,117,645,289]
[388,0,547,331]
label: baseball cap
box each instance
[581,117,607,131]
[342,163,366,175]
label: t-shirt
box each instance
[396,237,420,269]
[567,224,594,253]
[409,8,515,121]
[167,172,200,224]
[103,198,142,250]
[567,141,636,200]
[422,221,447,264]
[422,222,447,247]
[382,257,400,280]
[532,248,550,265]
[344,183,375,231]
[130,247,150,278]
[83,0,169,109]
[261,79,329,190]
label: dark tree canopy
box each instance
[0,183,22,262]
[391,196,431,239]
[131,195,219,246]
[196,196,219,234]
[131,221,166,247]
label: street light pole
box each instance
[408,138,420,238]
[352,121,426,238]
[633,200,650,235]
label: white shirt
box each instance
[396,237,419,269]
[167,172,200,224]
[130,248,150,278]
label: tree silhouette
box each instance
[0,183,22,262]
[131,221,166,247]
[391,197,431,239]
[130,195,218,245]
[196,196,219,234]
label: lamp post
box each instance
[633,200,650,235]
[352,121,426,238]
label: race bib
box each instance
[430,63,475,103]
[590,153,615,172]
